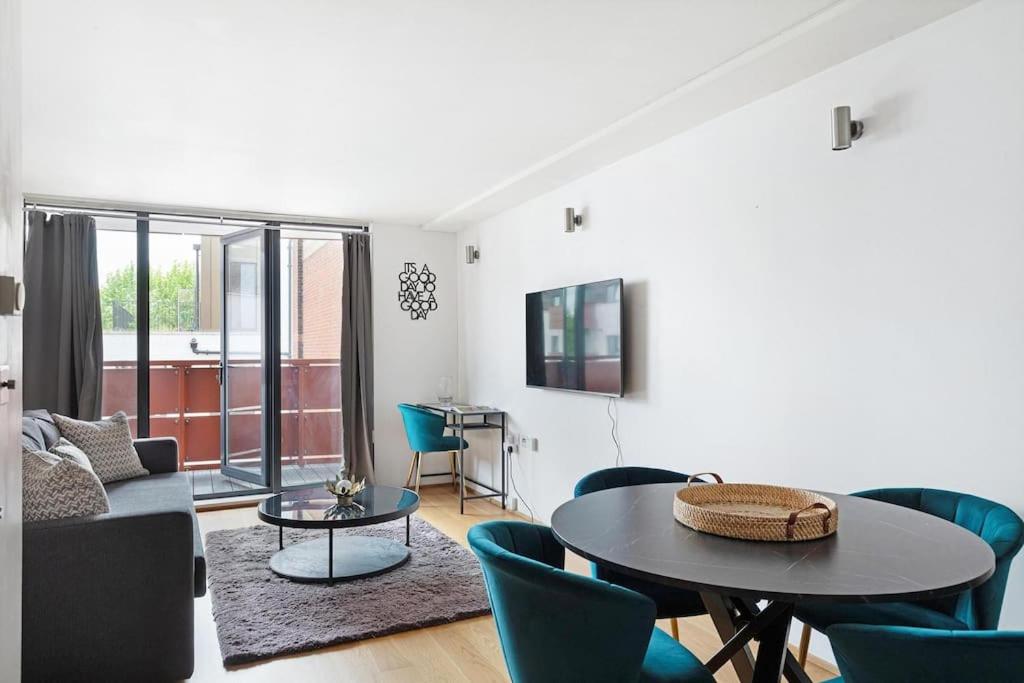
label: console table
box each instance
[418,404,506,514]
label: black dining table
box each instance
[551,482,995,683]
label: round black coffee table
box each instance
[552,483,995,683]
[258,485,419,584]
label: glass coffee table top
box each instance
[259,485,420,529]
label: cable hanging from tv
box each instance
[608,397,624,467]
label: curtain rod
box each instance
[22,194,369,232]
[23,207,368,234]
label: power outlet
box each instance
[519,436,538,451]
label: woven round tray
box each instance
[673,473,838,542]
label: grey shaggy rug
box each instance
[205,517,491,665]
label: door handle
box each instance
[0,379,15,389]
[0,277,24,315]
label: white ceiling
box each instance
[22,0,975,229]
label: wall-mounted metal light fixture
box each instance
[831,105,864,151]
[564,208,583,233]
[465,244,480,264]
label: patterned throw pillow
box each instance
[52,411,149,484]
[22,448,111,522]
[49,437,94,470]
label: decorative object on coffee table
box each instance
[258,485,419,584]
[324,462,366,506]
[673,472,838,542]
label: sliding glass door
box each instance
[220,229,276,486]
[219,228,346,490]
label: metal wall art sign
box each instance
[398,262,438,320]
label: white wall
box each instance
[0,0,22,677]
[372,224,458,487]
[457,0,1024,660]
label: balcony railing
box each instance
[102,358,341,472]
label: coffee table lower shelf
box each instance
[269,534,410,584]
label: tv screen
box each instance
[526,278,623,397]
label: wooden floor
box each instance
[190,486,838,682]
[187,462,339,497]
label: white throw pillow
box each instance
[49,437,94,470]
[22,448,111,522]
[52,411,149,484]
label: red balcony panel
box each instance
[150,416,179,441]
[304,412,341,457]
[304,363,341,409]
[226,412,261,454]
[185,414,220,465]
[102,364,137,418]
[281,365,300,411]
[281,412,300,459]
[150,365,180,415]
[185,364,220,413]
[227,364,261,409]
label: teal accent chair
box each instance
[397,403,467,493]
[574,467,708,639]
[795,488,1024,666]
[824,624,1024,682]
[468,520,714,683]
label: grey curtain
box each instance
[340,232,375,483]
[24,210,104,420]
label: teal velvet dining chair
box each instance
[468,520,714,683]
[574,467,708,640]
[824,624,1024,682]
[796,487,1024,667]
[397,403,467,493]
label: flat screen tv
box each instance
[526,278,623,397]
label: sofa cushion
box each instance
[24,409,60,448]
[22,417,46,452]
[22,448,110,522]
[105,472,207,597]
[53,411,149,484]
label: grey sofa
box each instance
[21,409,206,682]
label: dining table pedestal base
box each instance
[701,594,811,683]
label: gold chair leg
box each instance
[670,617,680,641]
[449,451,458,491]
[404,452,419,488]
[797,623,811,668]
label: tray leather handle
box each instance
[786,502,832,539]
[686,472,724,487]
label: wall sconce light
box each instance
[564,208,583,233]
[465,245,480,264]
[831,105,864,151]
